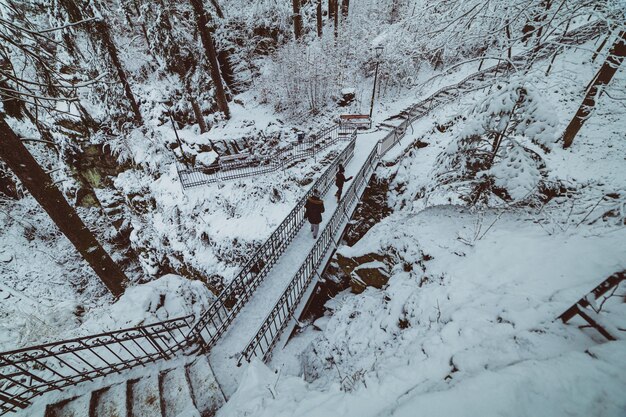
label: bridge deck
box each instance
[209,130,388,396]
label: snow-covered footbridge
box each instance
[0,21,605,416]
[0,87,435,415]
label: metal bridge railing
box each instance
[177,123,356,189]
[0,315,194,415]
[238,117,414,364]
[239,140,380,363]
[187,130,357,350]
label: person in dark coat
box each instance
[304,189,325,239]
[335,164,353,202]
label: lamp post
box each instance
[369,45,384,119]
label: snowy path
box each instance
[209,130,388,395]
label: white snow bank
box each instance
[219,341,626,417]
[195,150,219,167]
[386,342,626,417]
[79,274,215,334]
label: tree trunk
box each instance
[94,20,143,124]
[316,0,323,37]
[203,0,236,92]
[190,97,209,133]
[58,0,142,123]
[189,0,230,118]
[341,0,349,17]
[131,1,156,65]
[292,0,303,40]
[0,117,129,296]
[389,0,401,23]
[59,0,83,23]
[562,31,626,149]
[328,0,334,22]
[209,0,224,18]
[0,79,23,119]
[217,50,236,94]
[505,22,512,60]
[333,0,339,38]
[592,34,610,63]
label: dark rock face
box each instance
[70,143,129,208]
[335,252,391,294]
[350,262,390,293]
[344,174,393,246]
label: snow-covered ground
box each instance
[219,203,626,416]
[1,7,624,416]
[215,35,626,417]
[0,101,349,350]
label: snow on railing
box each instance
[238,111,419,364]
[239,141,380,364]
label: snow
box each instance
[217,201,626,417]
[214,30,626,417]
[195,150,219,167]
[2,2,625,416]
[0,197,110,351]
[78,274,215,334]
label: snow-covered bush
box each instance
[431,75,559,205]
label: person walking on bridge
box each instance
[335,164,353,202]
[305,189,325,239]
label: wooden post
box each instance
[292,0,303,40]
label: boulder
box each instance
[338,88,356,107]
[350,260,390,294]
[335,252,391,294]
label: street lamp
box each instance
[369,45,384,119]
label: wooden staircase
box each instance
[44,356,224,417]
[559,271,625,341]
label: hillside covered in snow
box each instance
[0,0,625,416]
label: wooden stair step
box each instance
[91,383,127,417]
[185,356,225,417]
[128,375,162,417]
[160,367,195,417]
